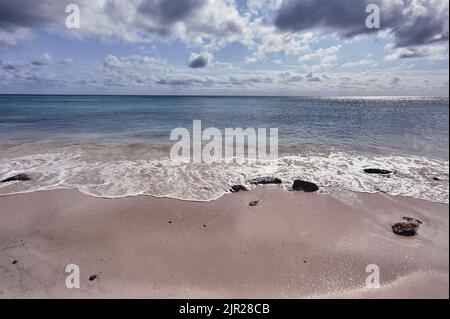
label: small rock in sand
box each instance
[230,185,248,193]
[12,260,18,265]
[1,173,31,183]
[292,180,319,193]
[433,177,440,181]
[364,169,394,175]
[392,218,422,237]
[249,177,282,185]
[249,201,259,207]
[89,275,97,281]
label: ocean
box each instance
[0,95,448,202]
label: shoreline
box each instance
[0,187,448,298]
[1,149,448,203]
[0,185,449,205]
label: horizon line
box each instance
[0,94,448,98]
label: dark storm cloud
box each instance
[274,0,449,48]
[189,58,207,68]
[0,0,66,29]
[275,0,373,37]
[189,56,208,68]
[393,11,448,48]
[188,52,213,68]
[137,0,206,24]
[103,0,207,36]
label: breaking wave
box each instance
[0,148,448,203]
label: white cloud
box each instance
[298,45,341,68]
[247,0,282,13]
[342,59,378,68]
[385,44,449,61]
[0,27,32,46]
[78,0,252,50]
[245,19,315,61]
[31,53,53,66]
[104,55,125,69]
[62,58,75,65]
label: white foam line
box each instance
[0,151,448,203]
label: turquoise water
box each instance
[0,95,448,202]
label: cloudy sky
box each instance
[0,0,448,95]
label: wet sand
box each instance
[0,187,448,298]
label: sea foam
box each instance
[0,150,448,203]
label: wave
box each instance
[0,149,448,203]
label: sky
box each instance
[0,0,448,96]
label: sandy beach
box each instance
[0,187,448,299]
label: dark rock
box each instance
[89,275,97,281]
[364,169,393,175]
[230,185,248,193]
[433,177,440,181]
[249,177,282,185]
[1,173,31,183]
[292,180,319,192]
[391,217,422,237]
[12,260,18,265]
[392,222,419,237]
[249,201,259,207]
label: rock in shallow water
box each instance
[364,169,394,175]
[230,185,248,193]
[292,180,319,192]
[1,173,31,183]
[249,177,282,185]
